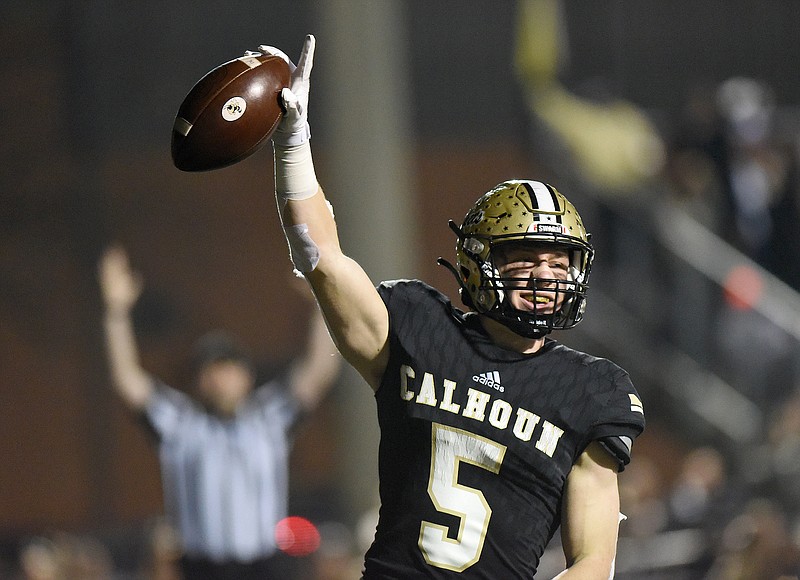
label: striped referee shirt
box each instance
[144,380,299,562]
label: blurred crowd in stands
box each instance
[613,75,800,578]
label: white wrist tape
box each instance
[274,141,319,202]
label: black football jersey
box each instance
[362,280,645,579]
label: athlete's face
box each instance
[494,244,571,315]
[196,359,254,416]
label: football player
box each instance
[263,35,645,579]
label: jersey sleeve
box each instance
[588,367,646,471]
[378,279,450,333]
[377,279,413,319]
[250,378,301,430]
[142,380,196,442]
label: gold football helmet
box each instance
[439,180,594,338]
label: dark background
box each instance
[3,1,800,576]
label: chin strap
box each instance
[489,305,551,339]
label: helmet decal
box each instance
[521,180,560,213]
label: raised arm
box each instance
[287,283,342,411]
[263,35,390,390]
[554,441,622,579]
[98,245,154,411]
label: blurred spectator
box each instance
[18,537,60,580]
[139,517,182,580]
[663,82,727,233]
[715,77,785,260]
[665,77,800,411]
[18,533,114,580]
[764,390,800,518]
[308,521,363,580]
[618,455,669,539]
[705,497,800,580]
[666,74,800,298]
[714,302,797,411]
[761,140,800,293]
[666,446,736,534]
[659,446,741,576]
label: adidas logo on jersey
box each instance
[473,371,504,393]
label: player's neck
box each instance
[478,316,546,355]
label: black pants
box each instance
[180,554,293,580]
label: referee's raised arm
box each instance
[98,244,154,412]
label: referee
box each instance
[98,245,340,580]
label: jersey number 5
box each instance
[419,423,507,572]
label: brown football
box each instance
[171,53,290,172]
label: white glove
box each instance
[259,35,316,147]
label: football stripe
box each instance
[530,181,557,212]
[525,181,560,224]
[239,55,263,69]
